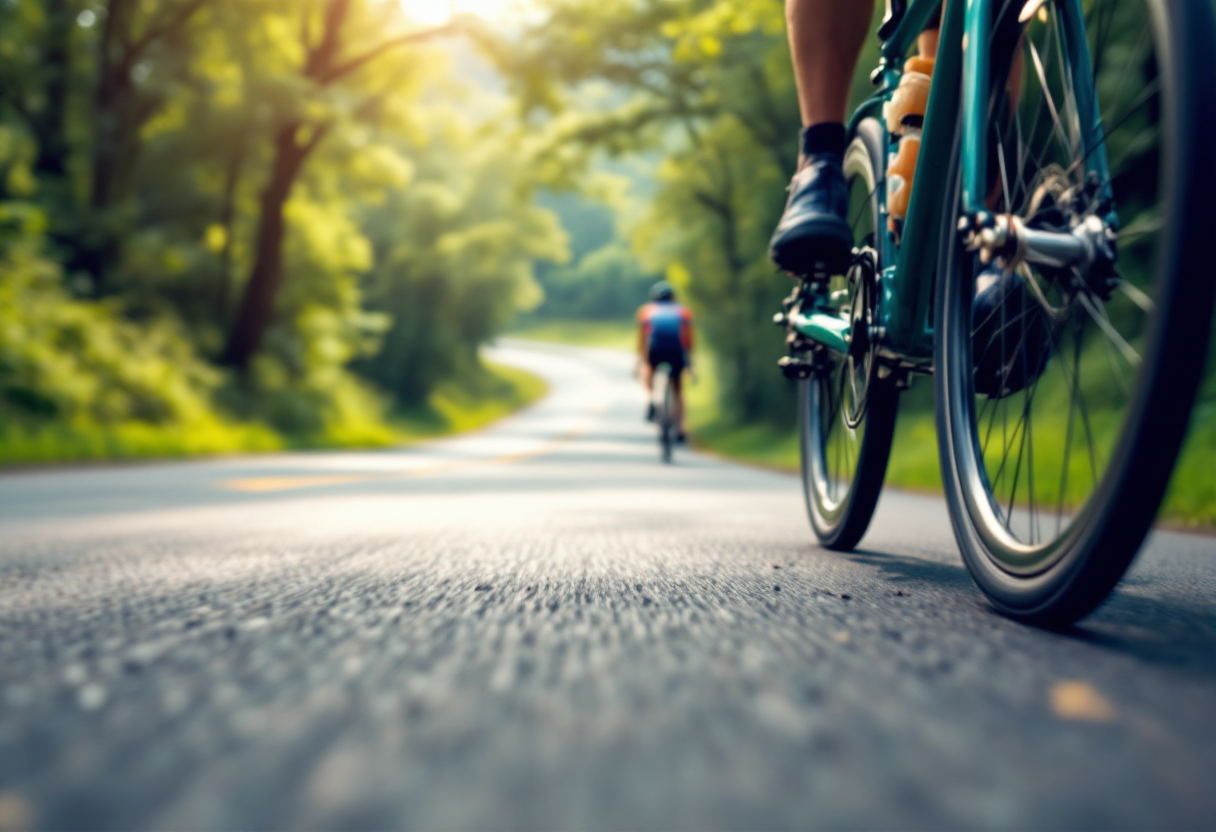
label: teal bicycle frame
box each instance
[791,0,1110,365]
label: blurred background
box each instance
[1,0,1212,524]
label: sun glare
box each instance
[400,0,522,25]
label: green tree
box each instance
[218,0,455,370]
[502,0,802,422]
[357,110,566,404]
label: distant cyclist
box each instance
[637,281,695,443]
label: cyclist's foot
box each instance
[972,265,1054,398]
[769,152,852,278]
[676,431,687,445]
[645,403,656,422]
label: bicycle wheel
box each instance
[934,0,1216,624]
[800,119,900,551]
[660,370,674,464]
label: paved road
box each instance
[2,341,1215,831]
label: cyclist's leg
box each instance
[786,0,873,130]
[770,1,872,275]
[641,355,656,421]
[669,359,687,439]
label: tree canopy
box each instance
[1,0,567,453]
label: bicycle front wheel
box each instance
[934,0,1216,625]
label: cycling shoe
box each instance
[769,153,853,278]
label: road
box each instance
[1,340,1215,831]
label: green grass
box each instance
[0,417,286,467]
[508,318,635,352]
[391,360,548,441]
[686,353,1216,527]
[0,360,546,468]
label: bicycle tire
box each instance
[661,370,674,464]
[934,0,1216,625]
[800,119,900,551]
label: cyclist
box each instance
[637,281,694,443]
[771,1,937,275]
[770,2,1044,394]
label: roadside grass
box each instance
[508,318,635,352]
[688,358,1216,528]
[0,360,546,468]
[391,360,548,441]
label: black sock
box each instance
[801,123,846,157]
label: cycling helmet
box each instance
[650,281,676,302]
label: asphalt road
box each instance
[2,340,1215,831]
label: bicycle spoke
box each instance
[1003,390,1033,531]
[1116,276,1154,313]
[1076,291,1140,367]
[996,130,1013,215]
[1027,34,1072,164]
[1053,314,1101,489]
[1056,321,1081,535]
[1050,5,1081,155]
[1067,79,1160,181]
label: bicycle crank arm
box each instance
[787,310,851,356]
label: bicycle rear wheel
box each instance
[800,119,900,551]
[660,370,674,464]
[934,0,1216,624]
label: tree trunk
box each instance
[221,124,311,370]
[33,0,76,179]
[215,141,245,321]
[78,0,135,294]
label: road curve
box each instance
[1,340,1215,830]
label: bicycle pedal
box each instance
[778,356,815,381]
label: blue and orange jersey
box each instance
[637,301,694,354]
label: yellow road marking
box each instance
[221,475,373,493]
[1050,680,1117,722]
[0,792,34,832]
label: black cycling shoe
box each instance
[676,431,687,445]
[972,265,1055,398]
[645,403,656,423]
[769,152,853,278]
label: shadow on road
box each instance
[845,546,1216,677]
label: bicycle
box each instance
[776,0,1216,625]
[653,364,677,464]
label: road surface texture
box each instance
[2,341,1215,831]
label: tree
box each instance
[503,0,804,422]
[220,0,455,370]
[80,0,217,292]
[357,112,566,404]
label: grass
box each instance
[507,318,636,352]
[391,360,549,441]
[0,360,546,469]
[689,363,1216,528]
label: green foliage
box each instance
[506,0,811,425]
[393,360,549,441]
[509,318,636,352]
[356,114,565,406]
[0,0,564,466]
[533,242,656,320]
[0,208,218,427]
